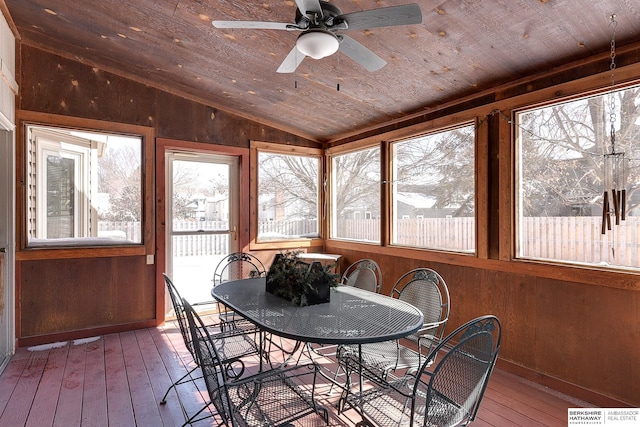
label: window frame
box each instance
[513,84,640,271]
[388,121,478,254]
[249,140,324,250]
[17,111,154,258]
[326,141,381,244]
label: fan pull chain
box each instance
[295,48,299,89]
[336,52,340,91]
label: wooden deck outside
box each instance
[0,317,593,427]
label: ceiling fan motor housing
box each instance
[295,1,347,30]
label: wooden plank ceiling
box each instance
[5,0,640,142]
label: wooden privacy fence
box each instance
[97,221,141,243]
[257,219,318,239]
[99,217,640,268]
[520,216,640,268]
[334,219,381,243]
[394,217,475,251]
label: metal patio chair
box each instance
[184,299,330,427]
[302,258,383,392]
[212,252,266,332]
[160,273,261,407]
[337,267,450,386]
[343,315,502,427]
[340,258,382,293]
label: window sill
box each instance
[17,242,146,260]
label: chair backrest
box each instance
[184,299,235,425]
[340,258,382,293]
[391,268,450,344]
[163,273,196,360]
[213,252,266,286]
[413,315,502,427]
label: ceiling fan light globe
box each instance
[296,30,339,59]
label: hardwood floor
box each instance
[0,318,593,427]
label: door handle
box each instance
[232,225,237,241]
[0,248,6,253]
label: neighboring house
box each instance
[258,193,276,221]
[339,206,377,220]
[186,193,229,221]
[258,191,315,221]
[395,192,458,219]
[204,194,228,221]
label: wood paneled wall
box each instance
[14,45,318,346]
[19,257,156,335]
[19,47,317,148]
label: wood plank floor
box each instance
[0,318,594,427]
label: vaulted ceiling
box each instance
[5,0,640,142]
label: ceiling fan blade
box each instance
[295,0,323,17]
[212,20,291,30]
[277,47,306,73]
[338,35,386,72]
[340,4,422,31]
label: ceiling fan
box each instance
[212,0,422,73]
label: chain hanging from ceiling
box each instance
[601,14,627,235]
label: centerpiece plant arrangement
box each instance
[266,250,340,306]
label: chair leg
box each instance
[180,400,215,427]
[160,365,199,404]
[300,342,347,396]
[326,365,343,395]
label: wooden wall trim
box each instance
[380,140,390,247]
[475,116,489,260]
[17,319,158,348]
[497,111,513,261]
[16,110,154,138]
[16,246,146,261]
[496,358,634,408]
[325,240,640,291]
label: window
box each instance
[390,123,475,252]
[26,125,143,247]
[330,145,380,242]
[516,85,640,269]
[253,142,322,242]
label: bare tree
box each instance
[332,147,380,219]
[170,161,201,220]
[394,125,475,216]
[258,152,319,221]
[97,141,142,221]
[519,87,640,217]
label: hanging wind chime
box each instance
[601,15,627,235]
